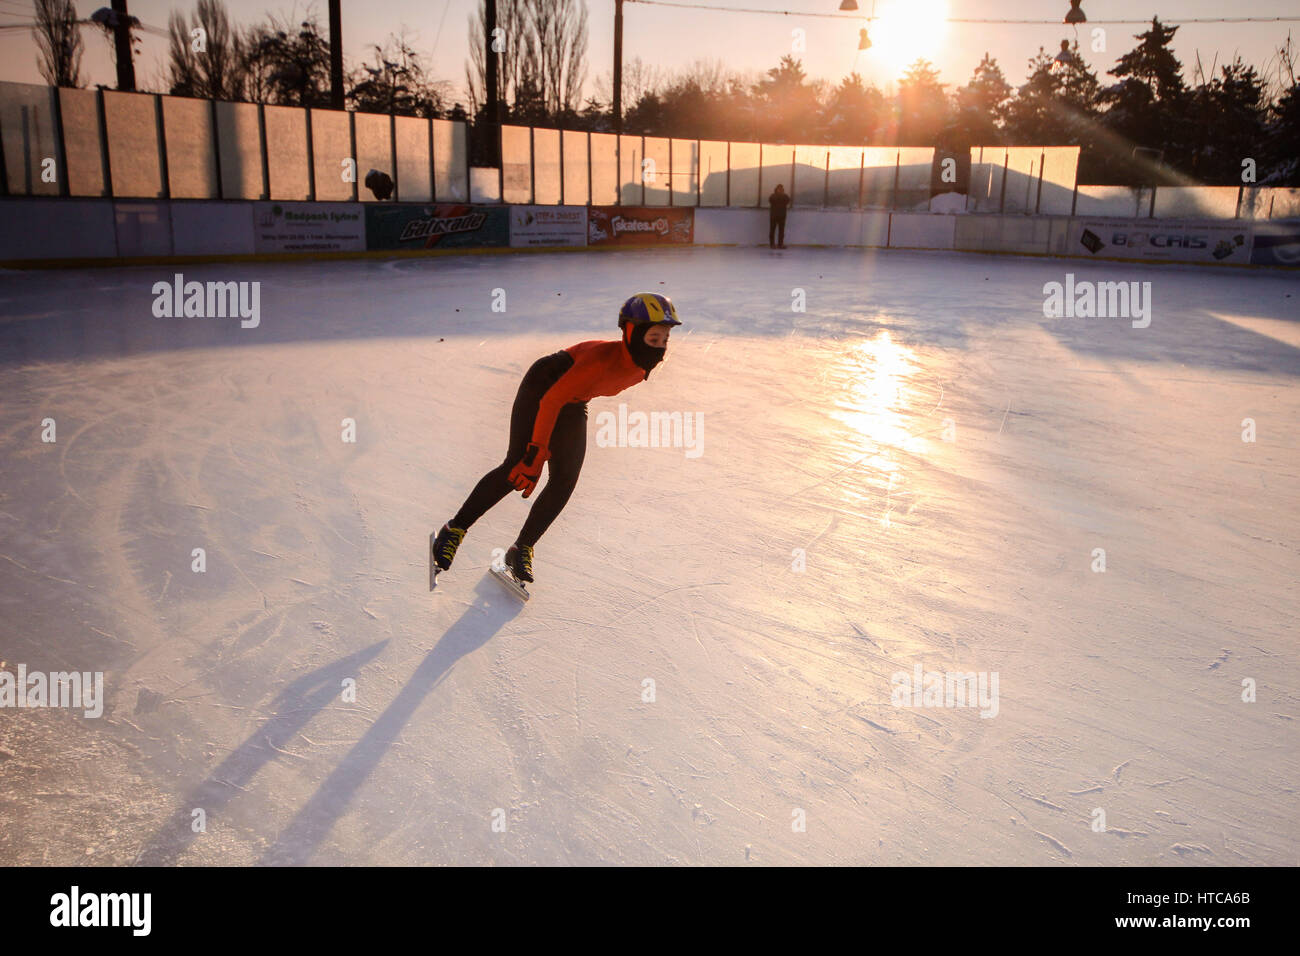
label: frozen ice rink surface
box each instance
[0,246,1297,865]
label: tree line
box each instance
[598,21,1298,187]
[31,1,1300,186]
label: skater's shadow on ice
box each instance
[259,574,522,865]
[136,641,388,866]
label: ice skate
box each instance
[429,523,466,589]
[489,544,533,601]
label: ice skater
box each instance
[431,293,681,590]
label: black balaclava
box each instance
[624,323,667,376]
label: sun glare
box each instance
[869,0,950,77]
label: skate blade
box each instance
[429,532,439,591]
[489,565,530,602]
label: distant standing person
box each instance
[768,184,791,249]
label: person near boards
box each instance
[768,184,791,249]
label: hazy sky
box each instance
[2,0,1297,102]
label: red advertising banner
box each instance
[587,206,694,246]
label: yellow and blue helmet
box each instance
[618,292,681,331]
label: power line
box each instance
[626,0,1300,26]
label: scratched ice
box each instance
[1,247,1296,864]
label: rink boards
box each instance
[1,196,1296,268]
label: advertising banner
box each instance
[1069,219,1251,264]
[587,206,694,246]
[366,204,509,251]
[254,202,365,253]
[1250,224,1300,266]
[509,206,588,247]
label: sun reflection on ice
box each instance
[831,330,920,448]
[828,330,926,526]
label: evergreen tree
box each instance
[896,59,949,145]
[823,72,887,144]
[752,56,822,142]
[1264,80,1300,184]
[1003,43,1099,146]
[1187,57,1267,182]
[1098,18,1188,179]
[952,53,1011,146]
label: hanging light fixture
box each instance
[839,0,859,10]
[1065,1,1086,24]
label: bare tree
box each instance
[239,22,276,104]
[349,31,450,117]
[34,0,84,87]
[241,14,331,108]
[466,0,538,116]
[592,56,666,112]
[532,0,588,115]
[166,0,243,100]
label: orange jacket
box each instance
[531,340,648,449]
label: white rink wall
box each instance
[0,197,1295,267]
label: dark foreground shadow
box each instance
[259,574,522,865]
[136,640,388,865]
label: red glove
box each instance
[508,443,550,498]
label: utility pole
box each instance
[485,0,500,164]
[109,0,136,91]
[486,0,499,124]
[328,0,344,110]
[613,0,623,134]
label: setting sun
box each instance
[868,0,951,77]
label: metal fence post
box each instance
[210,99,224,200]
[51,87,70,197]
[388,112,397,201]
[97,89,114,198]
[427,117,436,201]
[347,109,358,201]
[304,108,316,201]
[155,95,169,199]
[1034,149,1045,214]
[696,139,702,206]
[997,150,1008,214]
[497,123,504,204]
[257,104,269,199]
[857,151,864,210]
[891,150,901,211]
[725,141,730,207]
